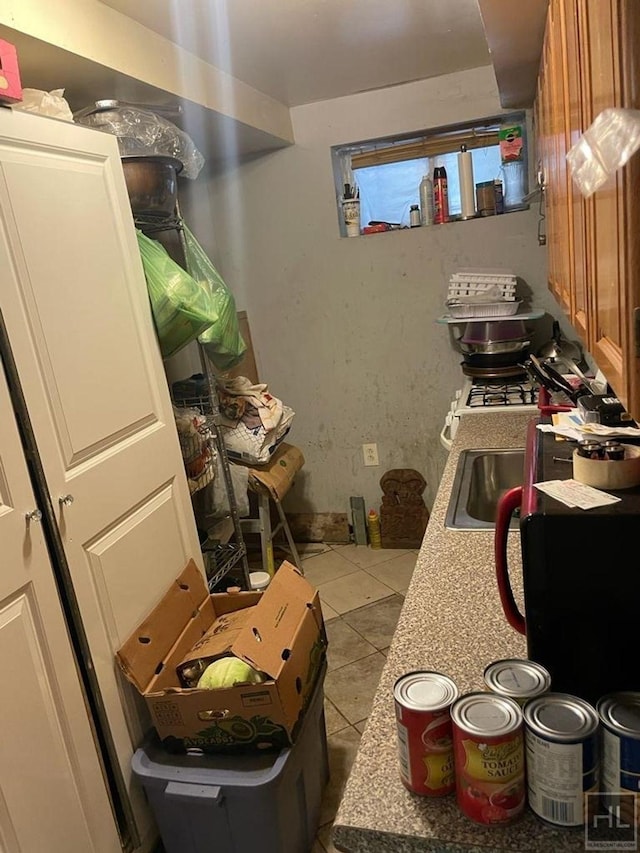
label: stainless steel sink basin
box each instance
[445,449,525,530]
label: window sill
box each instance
[341,205,530,238]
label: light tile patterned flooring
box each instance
[296,543,418,853]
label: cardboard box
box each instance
[117,560,326,752]
[0,40,23,104]
[246,442,305,501]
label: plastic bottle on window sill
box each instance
[409,204,421,227]
[367,509,382,549]
[419,174,433,225]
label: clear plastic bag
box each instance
[136,230,218,358]
[76,106,204,179]
[566,108,640,197]
[181,224,247,372]
[12,88,74,121]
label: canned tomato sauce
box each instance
[484,659,551,706]
[598,692,640,823]
[451,692,525,824]
[524,692,599,827]
[393,671,458,796]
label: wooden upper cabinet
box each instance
[536,0,640,418]
[578,0,627,404]
[561,0,589,342]
[547,0,572,316]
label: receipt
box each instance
[534,479,621,509]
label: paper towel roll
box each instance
[458,147,476,220]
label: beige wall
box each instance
[180,66,566,520]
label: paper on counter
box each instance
[534,479,621,509]
[537,422,640,440]
[579,422,640,437]
[537,423,584,441]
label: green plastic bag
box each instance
[136,230,219,359]
[182,224,247,372]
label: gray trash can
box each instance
[132,665,328,853]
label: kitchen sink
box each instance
[445,449,525,530]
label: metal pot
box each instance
[461,362,528,380]
[121,156,182,217]
[462,348,530,369]
[459,338,530,356]
[461,320,529,344]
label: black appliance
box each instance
[495,417,640,705]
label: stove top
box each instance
[465,379,539,409]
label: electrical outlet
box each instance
[362,443,379,466]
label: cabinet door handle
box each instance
[58,494,75,507]
[25,509,42,523]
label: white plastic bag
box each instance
[566,108,640,197]
[12,88,74,121]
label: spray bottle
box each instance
[419,173,434,225]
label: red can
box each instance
[451,692,525,824]
[393,671,459,796]
[433,166,449,224]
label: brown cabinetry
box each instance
[536,0,640,417]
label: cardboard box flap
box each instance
[117,559,211,691]
[176,608,252,684]
[231,562,315,677]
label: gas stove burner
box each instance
[466,379,539,409]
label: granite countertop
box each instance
[333,411,588,853]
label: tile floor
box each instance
[296,542,418,853]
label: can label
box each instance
[526,730,599,826]
[603,727,640,792]
[454,730,525,823]
[395,705,455,796]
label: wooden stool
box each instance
[238,442,305,576]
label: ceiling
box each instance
[0,0,546,171]
[99,0,493,108]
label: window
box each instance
[332,114,527,232]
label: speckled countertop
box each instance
[333,412,588,853]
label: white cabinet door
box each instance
[0,110,203,843]
[0,351,121,852]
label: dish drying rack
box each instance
[446,268,519,319]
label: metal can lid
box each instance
[393,671,459,711]
[598,692,640,738]
[450,691,522,736]
[484,658,551,699]
[524,692,599,742]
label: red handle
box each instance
[494,486,526,635]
